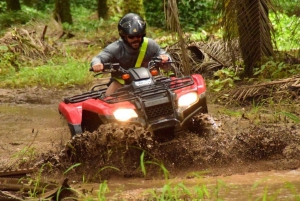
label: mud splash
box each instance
[42,113,300,181]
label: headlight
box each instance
[113,108,138,121]
[178,92,198,107]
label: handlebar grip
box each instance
[90,63,121,72]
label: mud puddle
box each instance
[0,104,69,167]
[77,168,300,200]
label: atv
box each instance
[58,58,208,141]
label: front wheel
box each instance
[59,123,154,164]
[186,113,222,137]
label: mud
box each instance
[51,114,300,182]
[1,87,300,181]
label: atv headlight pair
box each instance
[113,109,138,121]
[178,92,198,110]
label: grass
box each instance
[63,163,81,175]
[17,150,300,200]
[97,180,109,201]
[0,58,93,88]
[140,151,169,180]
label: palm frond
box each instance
[187,39,242,74]
[219,75,300,104]
[0,27,60,71]
[236,0,274,76]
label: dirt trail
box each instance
[1,87,300,179]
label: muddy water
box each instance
[77,169,300,200]
[1,102,300,199]
[0,103,69,165]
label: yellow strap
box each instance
[114,38,149,85]
[135,37,148,67]
[114,77,125,85]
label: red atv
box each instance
[58,58,208,140]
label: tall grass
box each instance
[140,151,169,180]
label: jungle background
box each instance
[0,0,300,105]
[1,0,300,100]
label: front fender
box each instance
[58,102,82,124]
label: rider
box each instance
[91,12,172,96]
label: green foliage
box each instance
[0,6,50,36]
[279,111,300,123]
[12,146,37,165]
[63,5,119,44]
[270,12,300,51]
[143,0,165,28]
[147,181,211,200]
[271,0,300,16]
[97,180,109,201]
[27,163,52,198]
[1,0,300,91]
[144,0,219,31]
[123,0,145,17]
[63,5,103,32]
[0,59,93,88]
[178,0,219,31]
[0,11,31,31]
[94,166,120,180]
[0,1,6,13]
[218,108,243,117]
[254,60,300,80]
[208,69,240,92]
[71,0,97,10]
[0,46,18,75]
[140,151,169,180]
[63,163,81,175]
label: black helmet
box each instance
[118,13,146,38]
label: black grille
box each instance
[145,102,174,120]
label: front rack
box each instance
[63,76,194,104]
[63,83,107,103]
[105,76,194,103]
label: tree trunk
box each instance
[53,0,73,24]
[6,0,21,11]
[237,0,274,77]
[165,0,190,76]
[97,0,108,19]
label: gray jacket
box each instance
[90,37,171,69]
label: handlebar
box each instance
[90,57,174,73]
[89,63,122,72]
[147,56,175,72]
[89,63,128,77]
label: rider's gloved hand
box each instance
[158,55,172,71]
[92,63,104,72]
[160,55,170,63]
